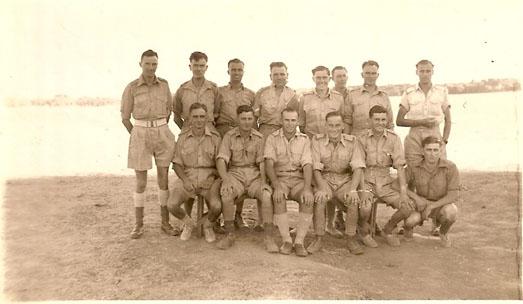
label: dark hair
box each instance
[312,65,330,76]
[362,60,379,69]
[228,58,244,67]
[331,66,347,75]
[325,111,342,121]
[281,106,298,117]
[141,49,158,61]
[422,136,443,147]
[416,59,434,68]
[270,62,287,71]
[369,105,387,118]
[189,102,207,113]
[236,105,254,115]
[189,51,208,62]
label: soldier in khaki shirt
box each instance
[332,66,349,99]
[402,136,459,248]
[309,112,366,255]
[264,108,314,257]
[120,49,178,239]
[358,105,415,247]
[173,51,220,132]
[168,103,222,243]
[346,60,394,136]
[215,105,278,252]
[253,62,299,138]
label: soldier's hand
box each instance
[260,182,272,194]
[414,197,428,211]
[344,191,360,207]
[420,117,437,128]
[360,190,373,206]
[314,190,330,204]
[301,188,314,207]
[421,205,433,221]
[183,180,195,193]
[272,183,287,206]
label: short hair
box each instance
[362,60,379,69]
[422,136,443,147]
[369,105,387,118]
[189,51,208,62]
[141,49,158,61]
[331,66,347,75]
[228,58,244,67]
[325,111,343,121]
[281,106,298,117]
[189,102,207,113]
[416,59,434,68]
[236,105,254,116]
[312,65,330,76]
[270,62,288,71]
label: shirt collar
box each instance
[227,82,245,90]
[314,88,332,99]
[187,126,213,138]
[137,74,159,86]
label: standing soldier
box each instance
[121,49,178,239]
[264,108,315,257]
[346,60,394,136]
[167,103,223,243]
[215,105,278,252]
[173,51,220,132]
[309,111,366,255]
[253,62,299,138]
[332,66,349,99]
[358,105,415,247]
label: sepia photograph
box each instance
[1,0,521,300]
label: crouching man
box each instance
[215,105,276,251]
[403,136,459,248]
[167,103,222,242]
[309,111,367,255]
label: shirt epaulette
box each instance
[341,133,355,141]
[385,129,398,136]
[210,129,221,137]
[405,86,417,94]
[331,90,342,96]
[208,81,217,88]
[157,77,168,83]
[251,129,263,138]
[314,133,327,140]
[302,90,315,96]
[256,86,271,95]
[179,80,191,89]
[296,132,309,139]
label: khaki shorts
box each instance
[128,124,175,170]
[273,175,305,202]
[223,167,263,199]
[171,177,221,202]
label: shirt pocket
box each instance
[181,145,197,166]
[381,145,394,166]
[230,143,245,164]
[133,90,149,113]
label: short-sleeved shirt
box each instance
[406,158,460,201]
[333,86,349,100]
[121,75,172,120]
[173,79,220,124]
[172,127,221,189]
[215,83,255,126]
[298,89,347,138]
[346,87,394,136]
[400,84,449,124]
[264,129,312,178]
[253,85,299,126]
[312,133,365,188]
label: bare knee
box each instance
[405,212,422,228]
[156,167,169,190]
[135,170,147,193]
[440,204,458,223]
[359,205,372,219]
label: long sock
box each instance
[439,218,455,235]
[295,213,313,245]
[345,203,358,236]
[384,206,410,234]
[134,192,145,207]
[158,189,169,207]
[273,213,292,243]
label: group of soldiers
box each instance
[120,49,460,257]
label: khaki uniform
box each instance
[359,129,406,209]
[171,126,221,200]
[346,87,394,137]
[121,75,176,170]
[400,84,449,166]
[173,79,220,130]
[264,129,312,199]
[298,89,348,139]
[253,85,299,137]
[333,86,349,100]
[217,127,265,199]
[215,83,255,137]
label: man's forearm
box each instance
[216,159,229,179]
[172,114,184,130]
[172,163,188,182]
[303,164,313,189]
[122,119,133,134]
[264,159,279,186]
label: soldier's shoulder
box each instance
[302,89,315,96]
[385,129,400,137]
[313,133,327,140]
[256,86,271,95]
[157,77,169,84]
[178,80,192,89]
[405,86,417,94]
[207,80,218,88]
[433,84,448,92]
[331,90,343,96]
[251,129,263,138]
[341,133,356,141]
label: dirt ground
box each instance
[2,171,521,300]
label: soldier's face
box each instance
[237,111,255,132]
[312,70,330,90]
[332,69,348,87]
[370,112,388,133]
[423,143,442,164]
[270,67,288,88]
[228,62,244,83]
[416,63,434,84]
[190,58,208,79]
[281,111,298,134]
[361,65,379,86]
[190,108,207,129]
[140,56,158,77]
[326,115,343,140]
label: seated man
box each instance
[264,107,315,257]
[309,111,366,255]
[215,105,277,251]
[403,136,459,248]
[358,105,415,247]
[167,102,222,242]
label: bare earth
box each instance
[2,172,521,300]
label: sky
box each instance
[1,0,522,99]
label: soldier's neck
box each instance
[143,75,156,85]
[372,129,384,137]
[419,82,432,95]
[191,127,205,137]
[334,85,346,93]
[363,84,377,92]
[315,87,328,98]
[192,77,206,88]
[283,130,296,141]
[230,81,242,89]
